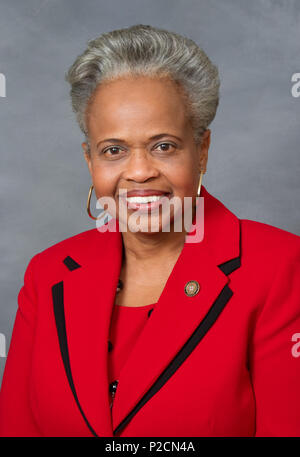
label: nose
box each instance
[122,149,160,183]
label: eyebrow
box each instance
[96,133,182,148]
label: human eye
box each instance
[101,146,125,158]
[154,142,177,153]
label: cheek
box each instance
[170,165,197,194]
[91,166,117,196]
[166,152,198,187]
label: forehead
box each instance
[86,76,189,135]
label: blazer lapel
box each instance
[51,185,241,437]
[111,186,241,435]
[52,219,123,437]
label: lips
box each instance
[124,189,170,198]
[126,196,170,212]
[118,189,171,212]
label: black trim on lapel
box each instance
[218,257,241,275]
[113,283,233,436]
[52,280,98,437]
[63,255,81,271]
[52,254,241,437]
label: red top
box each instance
[108,302,156,403]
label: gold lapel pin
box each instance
[184,280,200,297]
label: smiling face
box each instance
[82,75,210,233]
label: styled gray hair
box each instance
[65,24,220,152]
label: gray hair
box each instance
[65,24,220,152]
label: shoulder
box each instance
[239,218,300,265]
[237,220,300,319]
[24,227,114,284]
[37,227,109,256]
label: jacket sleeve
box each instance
[249,245,300,437]
[0,254,43,436]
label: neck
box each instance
[120,202,197,265]
[121,228,187,264]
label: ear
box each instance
[82,142,93,175]
[197,129,210,173]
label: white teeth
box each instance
[126,195,167,204]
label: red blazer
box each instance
[0,185,300,437]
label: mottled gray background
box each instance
[1,0,300,383]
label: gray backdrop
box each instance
[1,0,300,383]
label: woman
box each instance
[0,24,299,438]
